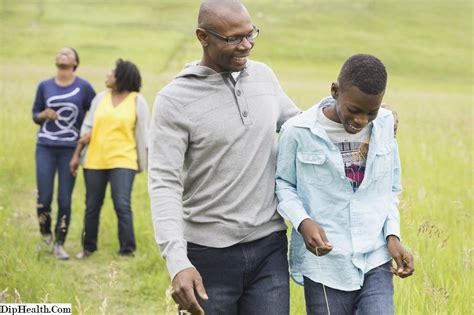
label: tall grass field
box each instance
[0,0,472,314]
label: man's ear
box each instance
[331,82,339,99]
[196,28,209,47]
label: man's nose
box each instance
[237,37,253,50]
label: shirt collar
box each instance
[292,96,390,140]
[292,96,335,137]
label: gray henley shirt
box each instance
[148,60,300,279]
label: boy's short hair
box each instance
[115,58,142,93]
[338,54,387,95]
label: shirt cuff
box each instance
[166,250,195,281]
[383,220,401,240]
[277,199,311,234]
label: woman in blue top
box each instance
[32,47,96,260]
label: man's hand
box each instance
[40,108,58,121]
[381,103,398,136]
[298,218,333,256]
[172,267,208,315]
[387,235,414,278]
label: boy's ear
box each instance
[331,82,339,99]
[196,28,209,47]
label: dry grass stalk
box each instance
[436,236,449,250]
[463,248,473,269]
[99,296,108,315]
[0,288,9,303]
[418,220,451,250]
[418,220,443,238]
[13,288,22,303]
[164,285,179,315]
[424,278,449,314]
[108,261,119,288]
[40,292,49,303]
[75,295,91,315]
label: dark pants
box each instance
[304,261,394,315]
[35,144,76,244]
[187,231,290,315]
[82,168,136,254]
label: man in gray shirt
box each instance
[148,0,299,313]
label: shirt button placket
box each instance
[235,88,251,125]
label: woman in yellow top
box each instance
[70,59,149,258]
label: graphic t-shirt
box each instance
[318,108,371,191]
[32,77,96,148]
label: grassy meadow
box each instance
[0,0,472,314]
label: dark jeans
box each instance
[35,144,76,244]
[187,231,290,315]
[304,261,394,315]
[82,168,136,254]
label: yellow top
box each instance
[84,91,138,170]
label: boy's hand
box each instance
[387,235,414,278]
[298,218,333,256]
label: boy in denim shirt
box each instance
[276,54,414,314]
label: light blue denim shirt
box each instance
[276,97,401,291]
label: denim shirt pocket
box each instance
[373,145,392,179]
[296,152,334,185]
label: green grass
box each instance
[0,0,472,314]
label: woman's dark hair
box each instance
[69,47,80,71]
[114,59,142,92]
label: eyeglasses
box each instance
[203,25,260,45]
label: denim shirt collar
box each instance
[291,96,391,158]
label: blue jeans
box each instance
[82,168,136,254]
[303,261,394,315]
[35,144,76,244]
[187,231,290,315]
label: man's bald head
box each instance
[196,0,255,73]
[198,0,248,30]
